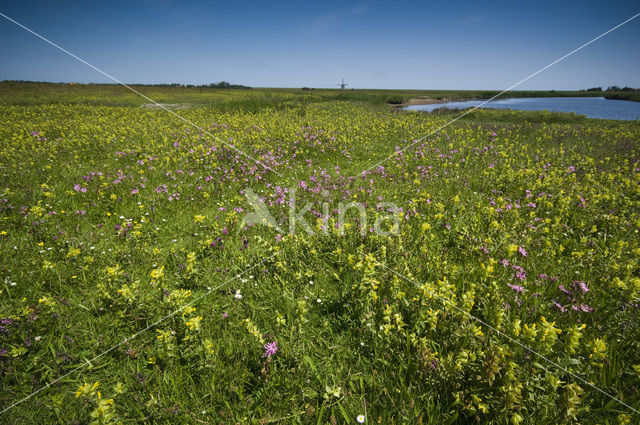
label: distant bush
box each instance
[604,92,640,102]
[206,81,252,89]
[386,97,404,105]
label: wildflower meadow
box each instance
[1,85,639,424]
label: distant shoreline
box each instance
[394,94,640,109]
[393,97,481,108]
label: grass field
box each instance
[1,84,640,424]
[2,81,638,109]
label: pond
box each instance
[402,97,640,120]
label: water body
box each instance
[403,97,640,120]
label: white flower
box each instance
[316,299,322,303]
[309,280,314,285]
[34,336,42,341]
[357,415,365,423]
[234,290,242,300]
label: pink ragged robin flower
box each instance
[263,341,278,358]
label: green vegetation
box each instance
[2,81,639,111]
[1,84,639,424]
[604,92,640,102]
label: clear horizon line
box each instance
[1,79,633,92]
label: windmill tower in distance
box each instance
[337,78,348,90]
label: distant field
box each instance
[1,84,639,424]
[1,81,637,109]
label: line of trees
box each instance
[583,86,639,92]
[148,81,252,89]
[0,80,252,89]
[195,81,252,89]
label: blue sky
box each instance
[0,0,639,89]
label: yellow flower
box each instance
[185,316,203,331]
[150,266,165,280]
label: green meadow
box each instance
[1,83,639,424]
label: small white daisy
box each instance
[234,290,242,300]
[357,415,365,423]
[34,336,42,342]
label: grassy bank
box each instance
[604,92,640,102]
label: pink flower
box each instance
[514,270,526,281]
[263,341,278,358]
[73,184,87,193]
[507,283,525,293]
[575,281,589,293]
[552,300,566,312]
[579,303,593,312]
[518,246,527,257]
[578,197,586,207]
